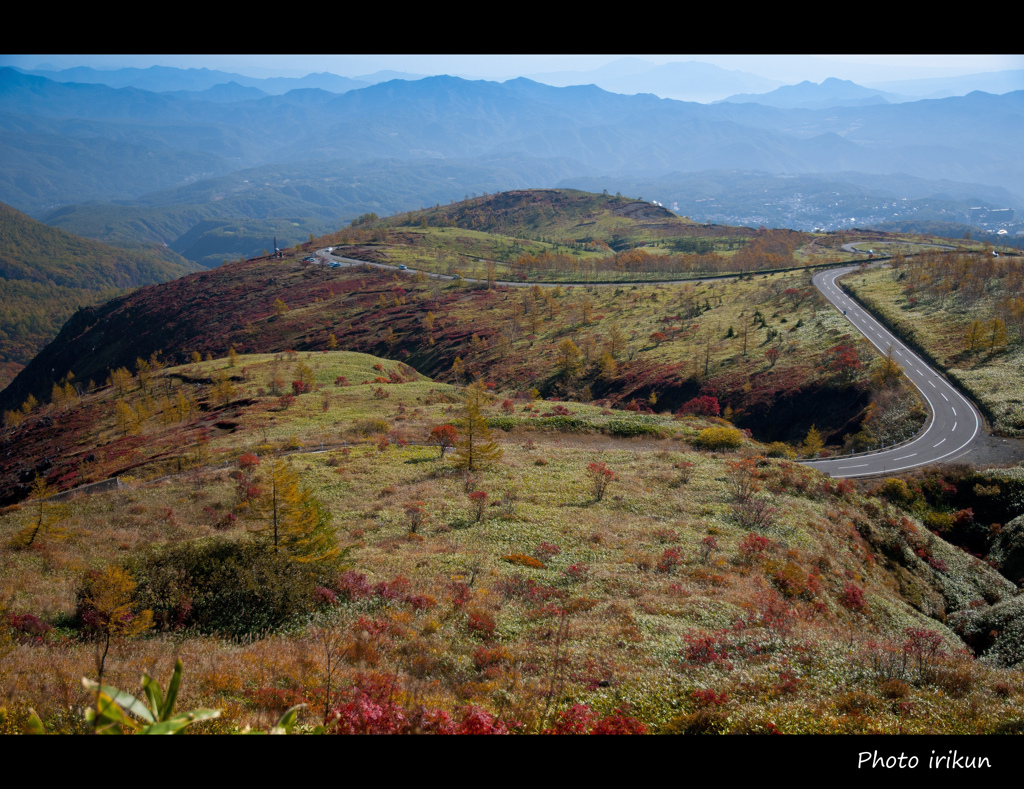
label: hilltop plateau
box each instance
[1,190,893,450]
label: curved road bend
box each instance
[319,251,982,478]
[803,267,981,478]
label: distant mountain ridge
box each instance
[13,64,371,95]
[2,68,1022,259]
[722,77,906,108]
[870,69,1024,99]
[522,58,783,102]
[4,68,1022,211]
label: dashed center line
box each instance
[812,266,980,477]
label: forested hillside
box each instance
[0,203,199,389]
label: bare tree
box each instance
[311,623,350,724]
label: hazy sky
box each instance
[5,54,1023,85]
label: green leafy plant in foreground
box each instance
[4,658,320,734]
[83,658,221,734]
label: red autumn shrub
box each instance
[314,586,338,606]
[6,612,52,643]
[542,703,597,735]
[657,547,685,573]
[533,542,561,564]
[953,508,975,528]
[698,535,719,564]
[691,689,729,707]
[429,424,459,457]
[336,570,374,599]
[451,707,511,735]
[589,710,647,735]
[681,632,732,668]
[903,627,945,673]
[327,674,512,737]
[238,452,260,470]
[468,490,489,522]
[677,396,720,418]
[542,704,645,735]
[674,461,695,483]
[373,576,412,600]
[466,610,496,638]
[840,583,868,613]
[495,575,563,604]
[473,646,511,671]
[449,581,472,608]
[332,694,407,734]
[587,462,615,501]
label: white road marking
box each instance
[807,265,980,478]
[952,408,956,416]
[928,381,936,388]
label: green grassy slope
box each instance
[1,350,1021,735]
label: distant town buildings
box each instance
[969,207,1014,225]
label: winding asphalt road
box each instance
[803,267,981,478]
[317,250,984,478]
